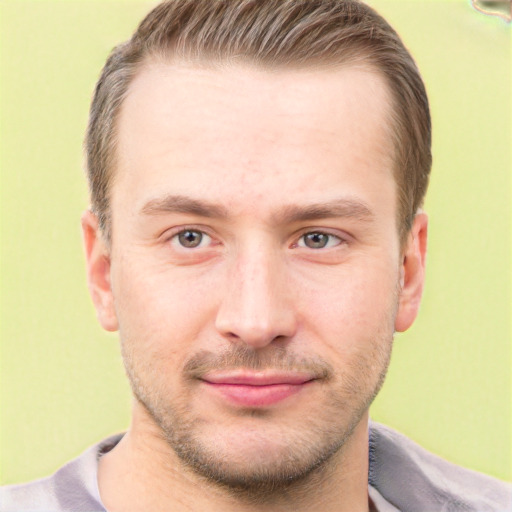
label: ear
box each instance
[81,210,118,331]
[395,212,428,332]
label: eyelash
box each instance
[296,231,343,250]
[169,228,213,250]
[168,228,345,250]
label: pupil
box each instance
[306,233,327,248]
[179,230,202,247]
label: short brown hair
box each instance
[85,0,431,243]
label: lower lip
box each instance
[202,382,309,407]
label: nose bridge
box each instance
[215,237,296,347]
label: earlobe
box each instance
[81,210,119,332]
[394,212,428,333]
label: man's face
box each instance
[84,61,426,492]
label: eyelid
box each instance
[292,228,351,248]
[159,225,351,251]
[298,233,341,249]
[172,230,212,249]
[162,224,213,239]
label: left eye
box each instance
[172,230,212,249]
[298,232,341,249]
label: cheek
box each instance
[111,258,223,359]
[292,256,400,351]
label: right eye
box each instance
[171,229,212,249]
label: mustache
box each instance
[183,347,333,380]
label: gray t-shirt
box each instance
[1,423,510,511]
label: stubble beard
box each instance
[121,326,395,503]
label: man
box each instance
[1,0,510,511]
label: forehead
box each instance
[112,60,395,220]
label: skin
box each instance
[82,60,427,512]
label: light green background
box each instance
[0,0,510,485]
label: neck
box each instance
[98,404,371,512]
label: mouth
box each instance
[200,371,318,407]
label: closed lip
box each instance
[200,371,317,386]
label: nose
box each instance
[215,243,297,348]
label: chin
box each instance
[170,425,346,500]
[154,405,365,499]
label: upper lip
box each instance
[200,371,317,386]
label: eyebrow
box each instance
[275,199,375,224]
[140,194,374,223]
[140,194,229,218]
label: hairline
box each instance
[101,52,410,248]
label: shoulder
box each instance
[369,422,512,512]
[0,434,123,512]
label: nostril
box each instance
[215,261,297,347]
